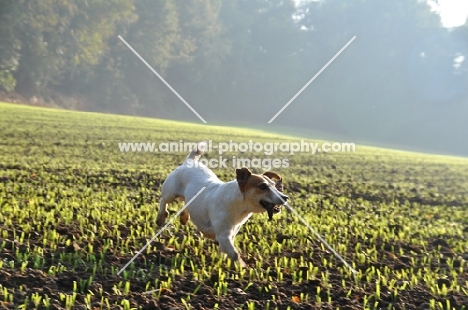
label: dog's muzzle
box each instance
[261,193,288,221]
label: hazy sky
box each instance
[427,0,468,27]
[296,0,468,28]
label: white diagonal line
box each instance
[118,35,207,123]
[271,191,357,274]
[268,36,356,123]
[117,187,206,275]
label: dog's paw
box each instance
[156,210,168,226]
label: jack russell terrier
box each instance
[156,142,288,267]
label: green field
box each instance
[1,102,468,309]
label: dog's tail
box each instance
[187,141,206,162]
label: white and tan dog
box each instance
[156,142,288,266]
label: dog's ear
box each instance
[263,171,281,181]
[263,171,284,192]
[236,167,252,193]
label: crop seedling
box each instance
[1,102,468,308]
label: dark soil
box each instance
[1,168,467,309]
[1,220,467,310]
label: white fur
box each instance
[157,143,287,266]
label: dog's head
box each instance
[236,167,288,220]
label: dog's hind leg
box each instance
[156,199,169,226]
[156,195,177,226]
[180,209,190,225]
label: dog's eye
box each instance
[259,183,269,190]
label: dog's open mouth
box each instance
[260,200,282,221]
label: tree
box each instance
[0,0,135,97]
[283,0,442,139]
[212,0,305,122]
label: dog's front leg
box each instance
[216,234,247,267]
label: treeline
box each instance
[1,0,467,154]
[0,0,227,115]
